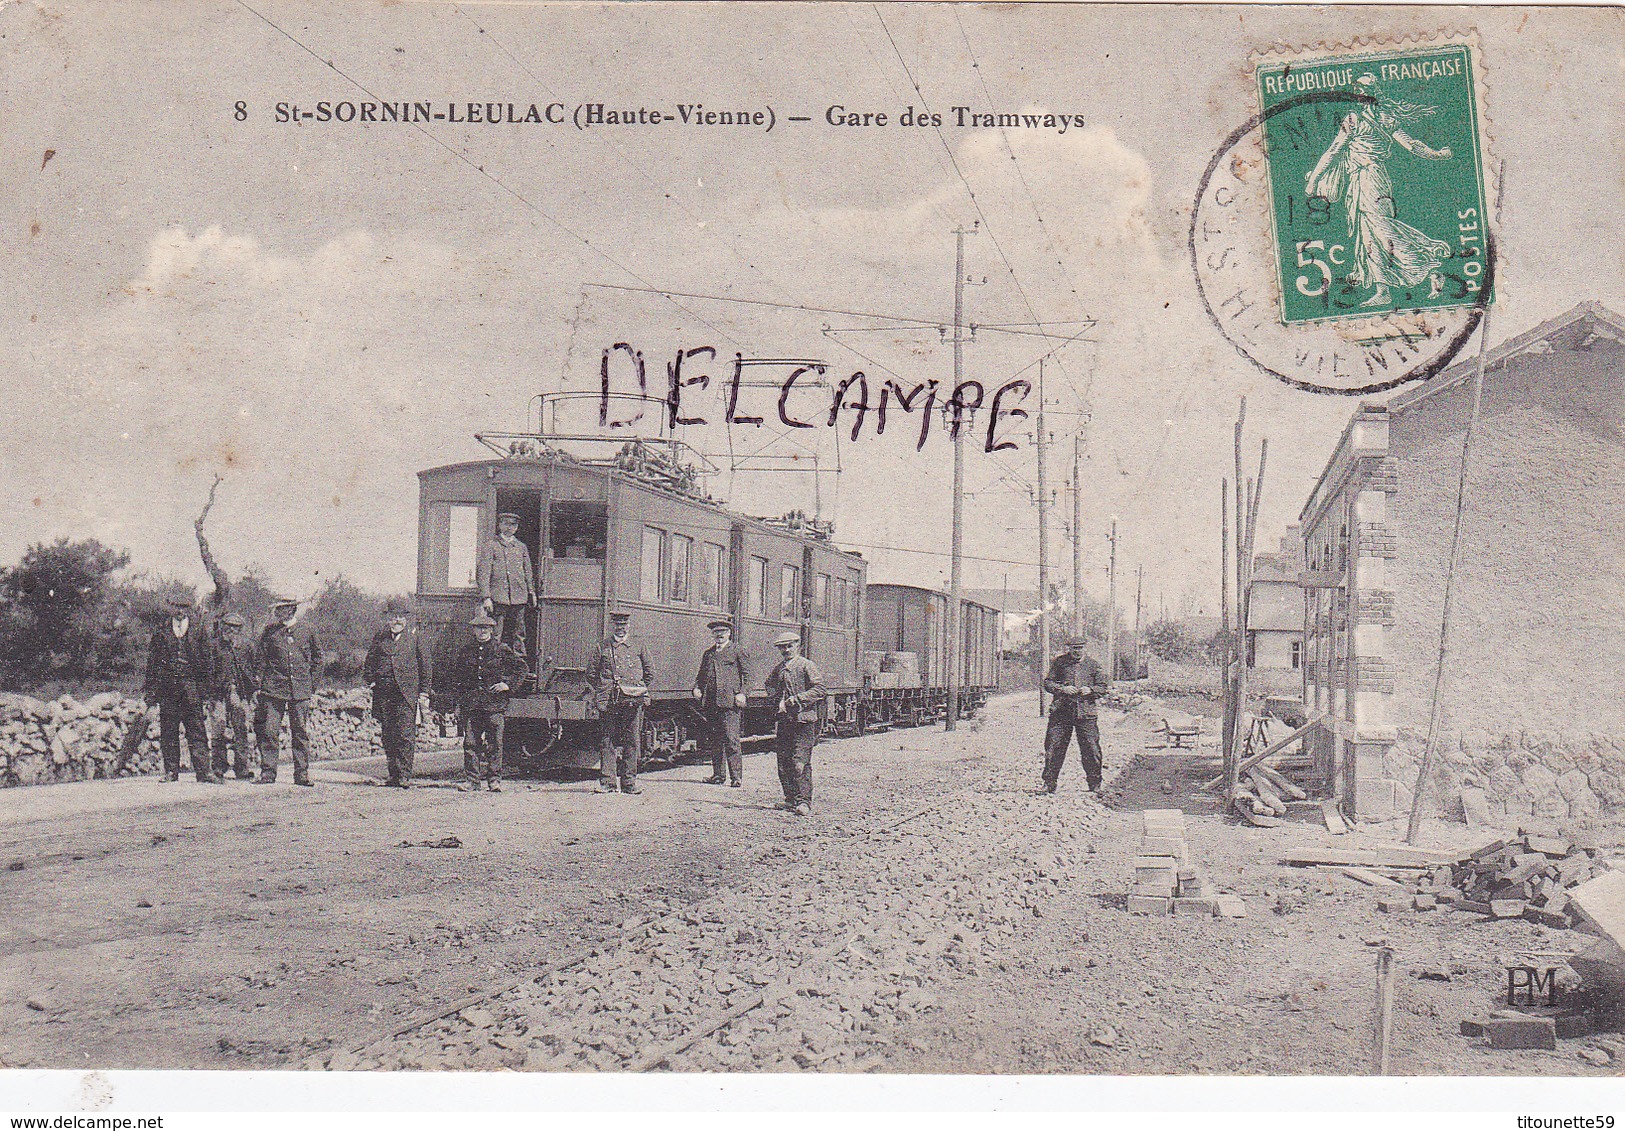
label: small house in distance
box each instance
[1246,526,1304,672]
[1298,302,1625,822]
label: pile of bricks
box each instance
[1385,832,1608,925]
[1128,809,1245,919]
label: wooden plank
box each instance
[1254,762,1308,801]
[1234,715,1326,777]
[1322,799,1350,835]
[1340,866,1404,890]
[1281,847,1453,869]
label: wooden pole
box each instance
[1036,359,1050,717]
[1133,565,1143,679]
[1373,945,1396,1074]
[946,226,968,733]
[1072,435,1084,638]
[1220,480,1234,793]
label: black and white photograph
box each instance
[0,0,1621,1117]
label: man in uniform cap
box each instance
[451,610,526,791]
[143,594,218,782]
[478,511,536,656]
[765,631,824,816]
[365,598,433,788]
[692,619,749,787]
[253,596,323,786]
[594,611,651,794]
[1039,634,1110,794]
[209,611,258,780]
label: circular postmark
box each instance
[1190,90,1494,396]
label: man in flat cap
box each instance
[452,610,526,792]
[693,619,748,787]
[765,631,824,816]
[209,611,258,781]
[365,598,433,788]
[253,596,323,786]
[478,511,535,656]
[594,610,651,795]
[1040,634,1110,794]
[143,594,218,783]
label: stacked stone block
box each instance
[1127,810,1247,918]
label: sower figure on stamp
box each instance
[210,612,258,781]
[253,596,323,787]
[693,619,748,787]
[765,631,824,817]
[478,511,535,658]
[365,598,432,789]
[1040,634,1110,795]
[143,594,219,783]
[594,610,651,795]
[452,611,525,792]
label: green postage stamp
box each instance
[1255,40,1492,325]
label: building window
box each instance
[748,556,767,617]
[780,564,801,620]
[815,574,830,621]
[699,543,724,608]
[640,526,664,602]
[446,504,481,590]
[669,534,692,603]
[1290,640,1302,670]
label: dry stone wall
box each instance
[1384,727,1625,827]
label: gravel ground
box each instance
[0,691,1618,1076]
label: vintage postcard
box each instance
[0,1,1620,1117]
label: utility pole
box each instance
[1035,357,1050,717]
[946,224,973,732]
[1105,518,1119,681]
[1071,435,1084,638]
[1134,564,1144,678]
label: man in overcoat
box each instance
[254,596,323,786]
[143,594,218,783]
[209,611,257,781]
[594,611,651,795]
[1040,634,1110,794]
[765,631,824,816]
[692,619,748,787]
[364,597,433,788]
[451,611,526,792]
[478,511,535,656]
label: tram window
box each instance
[641,526,665,602]
[548,501,606,560]
[670,534,692,603]
[699,543,724,608]
[834,577,847,625]
[815,574,829,621]
[780,565,800,620]
[748,557,767,617]
[849,580,860,628]
[447,505,480,590]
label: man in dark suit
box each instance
[1040,634,1110,794]
[209,611,257,781]
[253,596,323,787]
[594,610,651,795]
[364,597,433,788]
[143,594,218,783]
[765,631,824,816]
[692,619,749,787]
[451,611,526,792]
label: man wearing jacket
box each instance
[209,611,257,781]
[594,611,651,795]
[451,611,526,792]
[254,596,323,787]
[364,598,433,789]
[144,595,218,783]
[765,631,824,816]
[1040,634,1110,794]
[692,619,749,787]
[477,511,535,656]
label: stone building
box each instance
[1246,527,1304,672]
[1298,302,1625,822]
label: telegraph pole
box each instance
[1134,564,1144,679]
[1071,435,1084,638]
[946,225,972,732]
[1105,518,1119,680]
[1035,357,1050,716]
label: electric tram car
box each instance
[414,436,1001,761]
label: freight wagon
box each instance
[860,584,1002,728]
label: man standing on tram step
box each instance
[765,631,824,816]
[365,597,433,789]
[254,596,323,787]
[594,610,651,795]
[143,594,219,783]
[693,619,748,787]
[478,511,535,657]
[1040,633,1110,795]
[452,610,526,792]
[210,612,258,781]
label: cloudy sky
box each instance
[1,2,1619,613]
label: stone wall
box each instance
[1383,727,1625,826]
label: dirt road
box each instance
[0,693,1616,1075]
